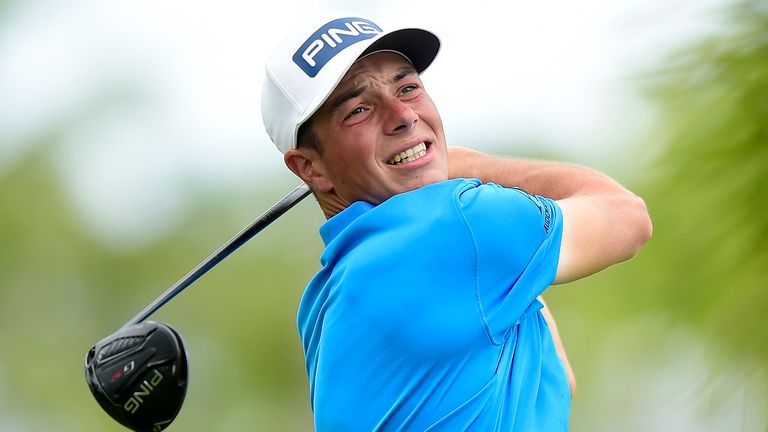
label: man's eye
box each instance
[401,85,417,94]
[345,106,365,119]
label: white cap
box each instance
[261,15,440,153]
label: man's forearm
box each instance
[448,146,624,200]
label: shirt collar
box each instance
[319,200,375,245]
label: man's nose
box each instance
[384,98,418,134]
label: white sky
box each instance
[0,0,728,248]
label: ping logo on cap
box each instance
[293,17,382,77]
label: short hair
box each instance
[297,119,324,155]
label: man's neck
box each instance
[317,189,351,219]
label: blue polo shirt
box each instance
[298,178,569,431]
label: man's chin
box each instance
[417,170,449,187]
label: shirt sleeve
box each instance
[457,181,563,344]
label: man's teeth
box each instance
[388,143,427,165]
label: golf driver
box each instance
[84,183,311,431]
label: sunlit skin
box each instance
[284,52,449,218]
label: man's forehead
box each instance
[344,51,414,82]
[330,53,417,97]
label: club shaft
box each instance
[121,183,312,328]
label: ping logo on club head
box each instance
[123,369,164,414]
[293,17,382,77]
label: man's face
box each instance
[309,51,448,205]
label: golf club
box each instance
[84,183,311,432]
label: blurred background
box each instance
[1,0,766,430]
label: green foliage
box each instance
[0,146,323,430]
[542,1,767,428]
[638,0,768,366]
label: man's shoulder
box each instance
[390,178,550,220]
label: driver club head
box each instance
[84,321,188,432]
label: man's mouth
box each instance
[387,142,427,165]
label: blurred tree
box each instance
[0,145,318,431]
[638,0,767,369]
[547,1,767,429]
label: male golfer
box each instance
[261,14,652,431]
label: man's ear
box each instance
[284,149,334,192]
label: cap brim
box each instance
[360,28,440,74]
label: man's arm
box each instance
[448,146,653,284]
[539,298,576,395]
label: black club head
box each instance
[84,321,188,432]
